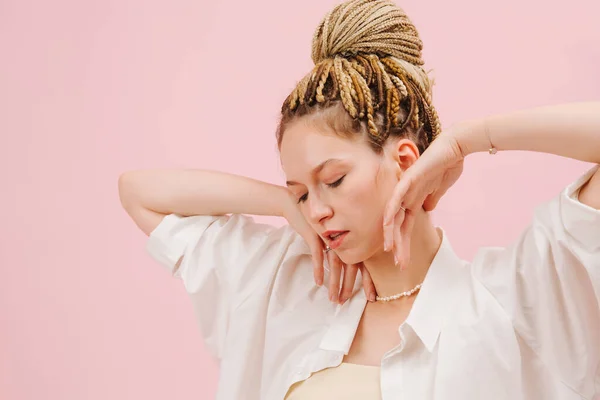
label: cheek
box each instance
[352,162,396,214]
[344,174,387,230]
[343,170,384,214]
[344,164,397,259]
[375,161,398,199]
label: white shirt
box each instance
[145,165,600,400]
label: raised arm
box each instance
[118,168,373,299]
[455,101,600,209]
[118,169,290,236]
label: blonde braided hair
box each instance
[277,0,441,154]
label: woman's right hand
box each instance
[282,192,376,304]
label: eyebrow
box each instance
[286,158,344,186]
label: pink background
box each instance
[1,0,598,398]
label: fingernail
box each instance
[394,254,399,266]
[316,278,323,286]
[369,293,376,302]
[339,295,346,304]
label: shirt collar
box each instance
[318,282,367,353]
[319,227,466,354]
[405,228,467,351]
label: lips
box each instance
[322,230,348,240]
[322,230,349,250]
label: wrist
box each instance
[450,118,495,157]
[278,186,297,218]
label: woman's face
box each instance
[280,118,402,265]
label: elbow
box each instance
[118,171,142,213]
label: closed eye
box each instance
[328,175,345,188]
[297,175,346,204]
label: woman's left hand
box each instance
[383,133,465,270]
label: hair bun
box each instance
[311,0,424,66]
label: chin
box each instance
[336,247,369,266]
[344,243,385,265]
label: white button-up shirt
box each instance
[145,165,600,400]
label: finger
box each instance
[360,265,376,302]
[339,263,359,304]
[327,250,342,303]
[383,181,411,252]
[383,176,411,226]
[399,211,416,271]
[393,209,405,268]
[310,236,325,286]
[383,217,395,252]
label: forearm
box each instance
[454,102,600,163]
[119,169,290,218]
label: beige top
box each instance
[284,363,382,400]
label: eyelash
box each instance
[297,175,346,204]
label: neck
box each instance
[363,210,442,298]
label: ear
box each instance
[395,138,420,173]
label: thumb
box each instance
[423,180,452,211]
[423,191,442,211]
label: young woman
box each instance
[119,0,600,398]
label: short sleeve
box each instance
[472,164,600,397]
[145,213,305,359]
[560,164,600,251]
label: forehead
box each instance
[279,119,369,180]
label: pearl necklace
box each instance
[376,283,423,302]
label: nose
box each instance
[307,193,333,225]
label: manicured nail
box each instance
[394,254,399,266]
[316,277,323,286]
[384,237,392,252]
[369,293,376,302]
